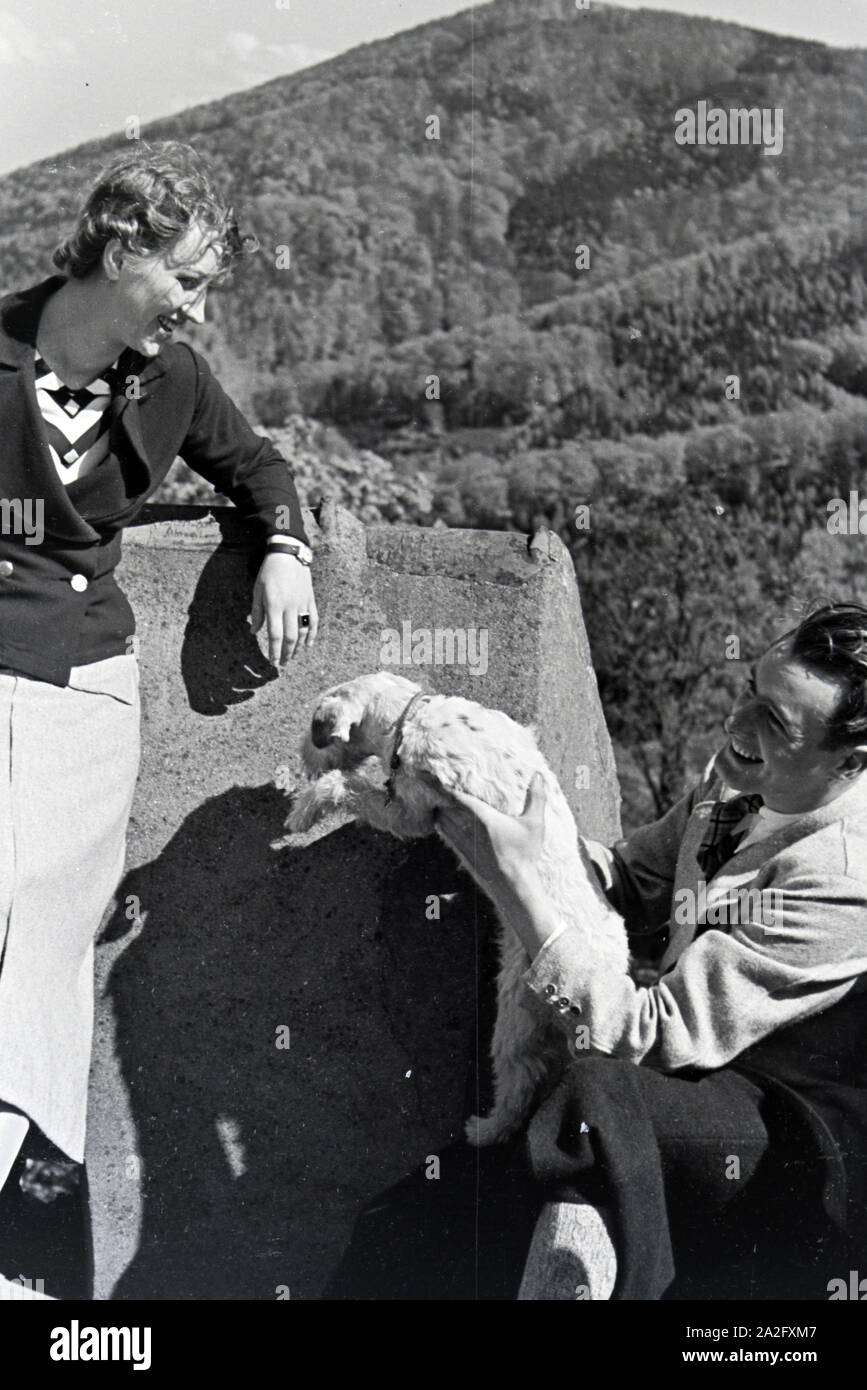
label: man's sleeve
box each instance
[523,870,867,1072]
[177,345,308,543]
[584,782,701,933]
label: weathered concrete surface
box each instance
[87,502,621,1300]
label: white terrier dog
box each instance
[281,671,628,1145]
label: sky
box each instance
[0,0,865,177]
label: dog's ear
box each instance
[310,692,364,745]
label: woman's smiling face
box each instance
[103,222,223,358]
[713,636,859,813]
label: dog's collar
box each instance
[384,690,428,805]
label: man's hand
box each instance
[436,774,563,957]
[437,773,548,895]
[249,553,319,665]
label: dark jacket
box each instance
[0,276,308,684]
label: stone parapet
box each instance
[87,503,620,1300]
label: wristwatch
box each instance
[265,536,314,566]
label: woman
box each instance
[0,141,317,1296]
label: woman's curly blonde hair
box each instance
[53,140,255,279]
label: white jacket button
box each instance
[70,574,88,592]
[0,560,13,578]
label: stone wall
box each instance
[87,502,621,1300]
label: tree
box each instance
[573,488,780,817]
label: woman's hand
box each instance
[249,553,319,665]
[436,773,548,896]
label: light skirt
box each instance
[0,654,140,1162]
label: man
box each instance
[0,141,316,1296]
[329,603,867,1299]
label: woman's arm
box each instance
[177,344,319,663]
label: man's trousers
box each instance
[324,1055,845,1300]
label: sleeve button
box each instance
[0,560,13,578]
[70,574,88,592]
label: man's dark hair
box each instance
[790,602,867,748]
[53,140,252,280]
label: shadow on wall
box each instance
[98,786,500,1300]
[179,543,276,716]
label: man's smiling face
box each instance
[713,636,860,813]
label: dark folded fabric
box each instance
[732,983,867,1244]
[525,1061,678,1299]
[324,997,865,1300]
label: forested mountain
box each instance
[2,0,866,824]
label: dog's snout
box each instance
[310,716,333,748]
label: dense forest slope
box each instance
[2,0,866,821]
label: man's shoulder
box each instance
[787,822,867,883]
[765,788,867,888]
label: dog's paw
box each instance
[285,805,314,833]
[273,764,295,793]
[464,1114,513,1147]
[283,788,322,832]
